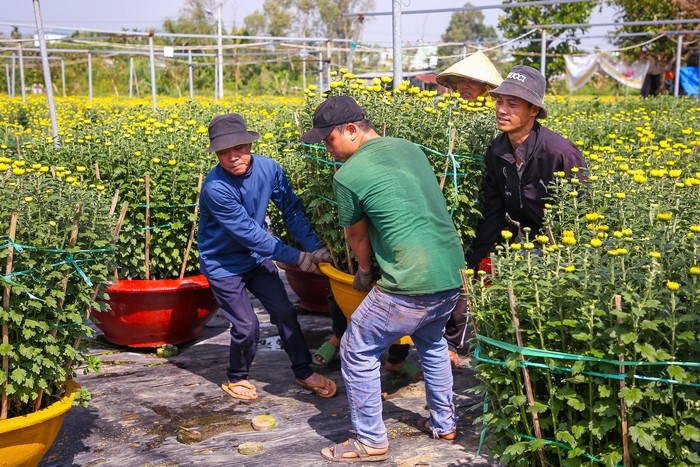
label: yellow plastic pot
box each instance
[319,263,412,345]
[0,380,79,467]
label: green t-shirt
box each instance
[333,137,464,295]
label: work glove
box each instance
[352,267,373,292]
[310,247,332,264]
[298,251,321,275]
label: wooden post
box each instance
[615,294,630,467]
[108,189,120,218]
[179,174,203,279]
[1,212,18,420]
[459,268,480,336]
[40,207,80,411]
[439,127,457,191]
[66,202,128,371]
[508,284,547,467]
[94,162,101,180]
[144,175,151,280]
[381,122,386,137]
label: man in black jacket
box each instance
[466,65,587,269]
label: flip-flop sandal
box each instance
[386,361,424,381]
[448,350,460,368]
[221,380,258,400]
[416,416,457,442]
[320,438,388,463]
[295,374,337,398]
[313,341,339,367]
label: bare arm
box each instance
[346,217,372,272]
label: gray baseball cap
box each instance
[489,65,547,119]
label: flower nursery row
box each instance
[1,75,700,465]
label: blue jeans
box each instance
[340,287,460,448]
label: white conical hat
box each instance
[436,51,504,90]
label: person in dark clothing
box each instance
[640,50,663,98]
[198,113,337,400]
[466,65,587,270]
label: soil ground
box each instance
[40,272,499,467]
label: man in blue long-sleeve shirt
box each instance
[198,113,336,400]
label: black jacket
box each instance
[466,121,587,267]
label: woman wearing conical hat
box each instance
[436,50,503,102]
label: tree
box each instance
[244,0,374,66]
[607,0,698,67]
[437,3,498,68]
[498,0,596,77]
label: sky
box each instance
[1,0,617,50]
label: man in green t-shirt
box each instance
[302,96,465,462]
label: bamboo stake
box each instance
[94,162,101,180]
[293,110,302,136]
[1,212,18,420]
[179,174,203,279]
[439,127,457,191]
[144,174,151,280]
[459,268,480,336]
[507,284,547,467]
[381,122,386,137]
[66,202,128,371]
[55,207,81,314]
[36,207,82,411]
[615,294,630,467]
[108,189,120,217]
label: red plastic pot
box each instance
[94,275,219,348]
[276,262,331,313]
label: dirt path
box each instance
[41,275,499,467]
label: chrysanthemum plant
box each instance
[0,170,116,418]
[465,97,700,466]
[268,72,498,273]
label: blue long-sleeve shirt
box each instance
[198,154,323,278]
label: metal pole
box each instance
[673,34,682,97]
[148,34,157,110]
[87,51,92,101]
[18,43,26,102]
[217,3,223,99]
[60,58,65,97]
[188,50,194,100]
[540,28,547,78]
[302,58,306,89]
[392,0,402,89]
[318,52,323,97]
[32,0,60,148]
[326,40,331,90]
[129,56,133,98]
[214,61,218,100]
[4,64,10,97]
[10,53,15,98]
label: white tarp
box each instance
[565,53,650,91]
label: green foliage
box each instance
[498,0,596,76]
[438,3,499,68]
[267,74,497,272]
[0,171,115,418]
[606,1,682,63]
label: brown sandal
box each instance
[320,438,388,462]
[221,380,258,400]
[417,417,457,441]
[295,374,337,398]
